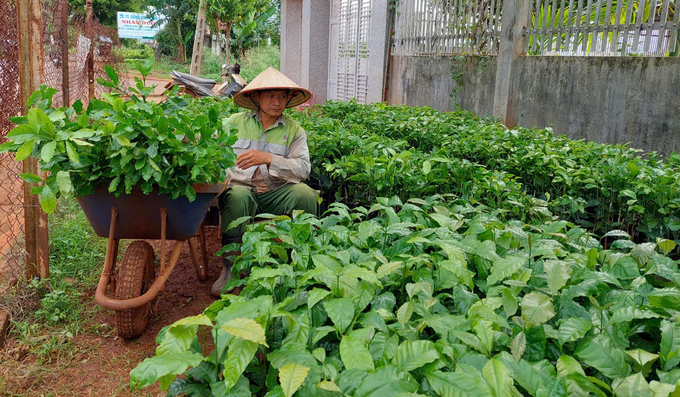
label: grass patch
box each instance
[1,197,109,364]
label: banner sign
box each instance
[117,12,162,39]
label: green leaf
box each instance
[604,230,631,239]
[146,144,158,158]
[65,141,79,163]
[156,315,212,356]
[39,184,57,214]
[426,369,492,396]
[482,359,514,397]
[609,256,640,279]
[555,317,592,346]
[317,380,342,392]
[313,254,344,275]
[660,320,680,371]
[279,363,310,397]
[104,64,120,85]
[575,335,631,379]
[130,352,204,390]
[40,141,57,162]
[226,216,253,231]
[648,381,677,397]
[340,332,374,371]
[377,261,403,278]
[511,332,527,362]
[19,173,42,183]
[15,139,35,161]
[312,347,326,363]
[631,243,656,266]
[56,171,73,195]
[487,255,526,286]
[354,366,419,397]
[223,338,259,392]
[33,108,54,137]
[609,307,661,325]
[392,340,440,372]
[423,160,432,175]
[657,239,676,256]
[521,292,555,326]
[115,135,131,147]
[7,124,36,143]
[221,318,268,347]
[556,355,585,377]
[498,355,551,396]
[544,260,572,295]
[109,176,121,193]
[324,298,354,333]
[612,373,654,397]
[308,288,331,309]
[397,301,414,325]
[474,320,494,357]
[648,289,680,311]
[48,110,65,122]
[625,349,659,368]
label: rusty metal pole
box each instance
[61,0,69,107]
[85,0,94,100]
[17,0,49,279]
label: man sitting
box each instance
[212,67,318,296]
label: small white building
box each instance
[280,0,390,105]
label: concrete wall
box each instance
[387,55,497,114]
[282,0,332,103]
[301,0,330,102]
[281,0,303,85]
[386,55,680,155]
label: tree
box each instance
[146,0,197,62]
[203,0,272,65]
[230,5,277,59]
[68,0,145,27]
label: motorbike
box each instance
[166,63,247,98]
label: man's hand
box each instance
[236,150,273,170]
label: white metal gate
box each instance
[328,0,372,103]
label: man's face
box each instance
[255,90,291,117]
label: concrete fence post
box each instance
[17,0,49,280]
[492,0,529,128]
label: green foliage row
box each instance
[114,44,155,61]
[131,197,680,396]
[293,109,551,226]
[303,101,680,242]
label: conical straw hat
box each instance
[233,67,312,110]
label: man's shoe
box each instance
[211,255,235,297]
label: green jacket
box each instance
[223,111,311,193]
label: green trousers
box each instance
[219,183,318,239]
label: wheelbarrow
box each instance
[77,183,225,339]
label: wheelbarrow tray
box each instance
[77,183,223,240]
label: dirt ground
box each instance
[0,226,227,397]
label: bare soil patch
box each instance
[0,227,226,397]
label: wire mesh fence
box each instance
[0,0,26,292]
[0,0,126,292]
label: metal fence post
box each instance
[85,0,94,100]
[492,0,529,128]
[17,0,49,280]
[61,0,70,107]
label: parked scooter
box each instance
[167,63,247,98]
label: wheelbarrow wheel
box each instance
[115,241,155,339]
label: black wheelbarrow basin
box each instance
[77,183,224,240]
